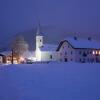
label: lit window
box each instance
[99,51,100,55]
[96,51,98,55]
[93,51,95,55]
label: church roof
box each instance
[41,44,57,51]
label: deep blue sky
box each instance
[0,0,100,41]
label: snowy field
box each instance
[0,63,100,100]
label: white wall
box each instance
[41,51,59,62]
[75,49,100,63]
[58,42,75,62]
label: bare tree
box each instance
[12,35,29,60]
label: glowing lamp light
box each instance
[20,57,24,61]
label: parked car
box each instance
[26,59,34,64]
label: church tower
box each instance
[36,23,44,50]
[35,23,43,61]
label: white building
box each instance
[35,26,59,62]
[57,37,100,63]
[35,26,100,63]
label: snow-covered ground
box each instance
[0,63,100,100]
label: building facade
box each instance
[56,37,100,63]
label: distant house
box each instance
[0,54,4,64]
[0,51,19,64]
[0,51,12,64]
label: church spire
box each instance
[36,20,42,36]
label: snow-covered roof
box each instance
[0,51,12,56]
[41,44,58,51]
[64,37,100,49]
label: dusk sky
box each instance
[0,0,100,44]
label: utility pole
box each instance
[11,49,14,64]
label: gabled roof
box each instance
[66,37,100,49]
[57,37,100,51]
[0,51,12,56]
[41,44,57,51]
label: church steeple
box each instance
[36,21,43,36]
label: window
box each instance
[87,51,89,54]
[83,52,87,57]
[65,52,67,55]
[79,51,82,55]
[71,59,73,61]
[50,55,52,59]
[93,51,95,55]
[68,45,70,48]
[90,51,92,54]
[80,58,81,62]
[40,40,41,42]
[71,51,73,55]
